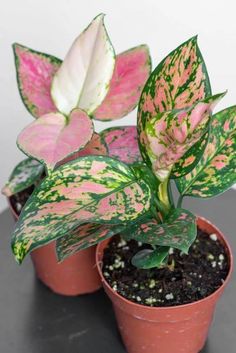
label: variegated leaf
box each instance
[176,106,236,198]
[2,158,44,197]
[100,126,141,164]
[12,155,152,263]
[138,36,211,124]
[131,247,169,269]
[51,14,115,116]
[60,132,107,165]
[56,223,126,261]
[171,131,209,178]
[122,208,197,253]
[94,45,151,121]
[17,109,94,170]
[137,36,212,179]
[139,93,225,181]
[13,43,61,118]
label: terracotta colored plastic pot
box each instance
[8,197,101,296]
[96,217,233,353]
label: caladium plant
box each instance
[2,13,151,198]
[9,34,236,270]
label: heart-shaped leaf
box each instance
[51,14,115,116]
[122,208,197,253]
[2,158,44,197]
[12,155,152,263]
[176,106,236,198]
[94,45,151,121]
[13,43,61,118]
[138,36,211,124]
[100,126,141,164]
[139,93,225,181]
[17,109,94,170]
[131,247,169,269]
[56,223,126,261]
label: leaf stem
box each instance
[168,180,175,208]
[158,178,171,216]
[177,194,183,208]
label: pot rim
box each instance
[96,215,234,311]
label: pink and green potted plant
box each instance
[8,34,235,352]
[2,13,151,295]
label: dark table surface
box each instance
[0,190,235,353]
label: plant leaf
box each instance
[138,36,211,124]
[59,132,107,165]
[122,208,197,253]
[13,43,61,118]
[171,131,209,178]
[176,106,236,198]
[51,14,115,116]
[100,126,141,164]
[139,93,225,181]
[17,108,94,170]
[131,247,169,269]
[56,223,126,261]
[12,155,152,263]
[2,158,44,197]
[94,45,151,121]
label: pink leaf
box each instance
[143,93,225,181]
[13,43,61,118]
[94,45,151,121]
[60,132,107,165]
[101,126,141,164]
[17,109,94,170]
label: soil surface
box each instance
[10,186,34,216]
[102,229,229,307]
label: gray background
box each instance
[0,190,235,352]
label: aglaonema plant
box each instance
[2,13,151,197]
[10,36,236,271]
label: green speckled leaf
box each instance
[122,208,197,253]
[137,36,212,180]
[12,155,152,263]
[138,35,211,130]
[176,106,236,198]
[139,93,224,181]
[56,223,126,261]
[131,247,169,269]
[171,131,209,178]
[2,158,44,197]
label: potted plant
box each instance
[9,36,235,352]
[2,13,151,295]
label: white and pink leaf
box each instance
[51,14,115,115]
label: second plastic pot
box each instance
[96,216,233,353]
[8,196,102,296]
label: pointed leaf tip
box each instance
[51,14,115,116]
